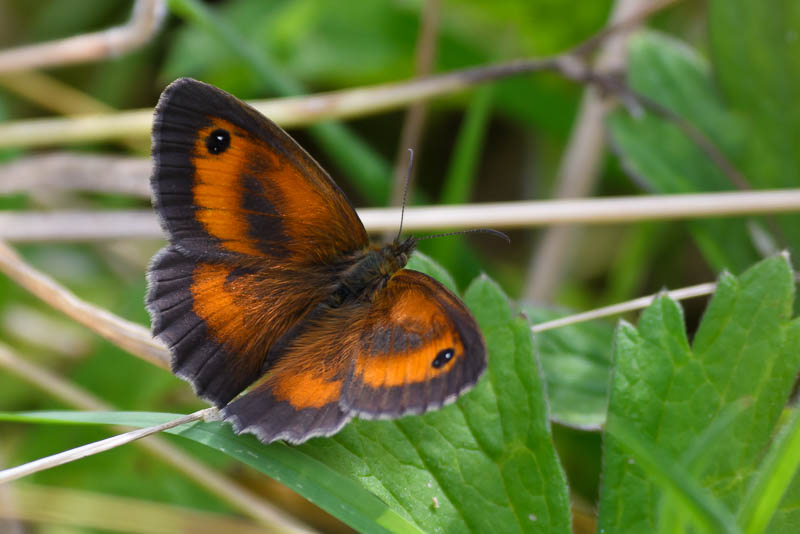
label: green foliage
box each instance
[598,255,800,533]
[522,306,613,430]
[2,267,572,534]
[709,0,800,251]
[607,31,758,272]
[2,2,800,533]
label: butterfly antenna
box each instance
[416,228,511,244]
[395,148,414,243]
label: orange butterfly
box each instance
[146,78,486,444]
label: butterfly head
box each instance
[373,236,416,279]
[390,235,416,265]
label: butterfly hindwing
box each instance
[216,267,486,442]
[220,302,363,443]
[342,269,487,419]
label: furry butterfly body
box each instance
[146,78,486,444]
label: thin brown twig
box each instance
[0,0,166,73]
[571,0,686,57]
[0,342,316,533]
[0,242,168,368]
[0,0,688,149]
[596,74,750,190]
[0,58,559,148]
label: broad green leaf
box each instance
[522,306,613,429]
[597,255,800,533]
[0,410,420,534]
[407,251,458,294]
[608,31,759,272]
[1,272,571,533]
[710,0,800,253]
[608,421,741,534]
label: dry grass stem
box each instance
[0,242,168,368]
[0,484,278,534]
[0,72,152,152]
[0,343,313,532]
[531,282,716,333]
[0,57,552,148]
[388,0,440,210]
[0,409,211,485]
[0,153,150,197]
[0,211,161,242]
[0,0,166,74]
[571,0,685,57]
[0,0,687,152]
[525,0,647,302]
[0,71,119,116]
[2,190,800,242]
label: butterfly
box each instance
[146,78,487,444]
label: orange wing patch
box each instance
[220,301,361,443]
[341,269,487,419]
[191,121,276,257]
[190,262,263,352]
[152,78,368,262]
[353,326,465,387]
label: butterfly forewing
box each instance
[147,78,368,406]
[151,78,368,262]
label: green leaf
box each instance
[657,399,751,534]
[608,421,741,534]
[709,0,800,259]
[597,255,800,533]
[0,410,420,534]
[608,31,759,272]
[407,251,458,294]
[1,269,571,533]
[522,306,613,430]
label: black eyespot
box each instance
[205,128,230,154]
[432,348,455,369]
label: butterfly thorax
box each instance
[332,237,416,305]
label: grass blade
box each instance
[738,407,800,534]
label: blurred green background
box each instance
[1,0,796,532]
